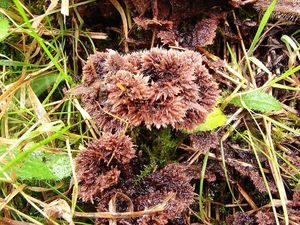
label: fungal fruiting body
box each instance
[76,133,135,202]
[94,163,196,225]
[76,132,196,224]
[80,48,219,132]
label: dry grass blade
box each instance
[0,218,36,225]
[109,0,129,52]
[20,192,60,225]
[44,199,72,223]
[3,205,44,225]
[263,118,289,224]
[86,31,108,39]
[0,122,38,162]
[75,192,175,219]
[236,183,257,210]
[61,0,70,17]
[27,84,53,138]
[0,184,25,212]
[108,193,134,225]
[32,0,58,29]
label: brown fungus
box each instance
[80,48,219,131]
[76,133,136,202]
[190,131,219,154]
[134,163,195,222]
[95,163,195,225]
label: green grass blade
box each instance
[248,0,277,56]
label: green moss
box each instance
[25,0,45,15]
[145,127,181,166]
[131,127,183,182]
[134,162,157,184]
[0,0,10,8]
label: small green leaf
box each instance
[15,156,57,180]
[184,108,227,133]
[15,151,72,180]
[231,91,282,112]
[0,17,9,40]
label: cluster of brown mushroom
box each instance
[80,48,219,132]
[75,48,219,224]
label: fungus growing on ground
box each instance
[76,132,196,224]
[76,133,135,202]
[95,163,196,225]
[76,48,219,223]
[190,131,219,154]
[80,48,219,132]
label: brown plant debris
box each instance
[44,199,72,223]
[292,190,300,207]
[80,48,219,131]
[282,152,300,176]
[134,163,195,223]
[134,17,173,31]
[126,0,254,48]
[227,205,300,225]
[127,0,300,24]
[123,0,151,15]
[76,133,136,202]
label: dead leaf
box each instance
[44,199,72,223]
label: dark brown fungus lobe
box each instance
[255,211,274,225]
[123,51,144,74]
[123,0,151,15]
[142,49,196,100]
[75,133,136,202]
[134,163,195,224]
[157,31,177,46]
[81,48,219,131]
[190,131,219,154]
[98,133,136,164]
[293,190,300,206]
[142,96,187,129]
[228,162,277,193]
[95,163,195,225]
[80,90,124,133]
[254,0,300,22]
[192,18,219,47]
[227,211,256,225]
[175,55,219,130]
[137,214,169,225]
[76,149,120,202]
